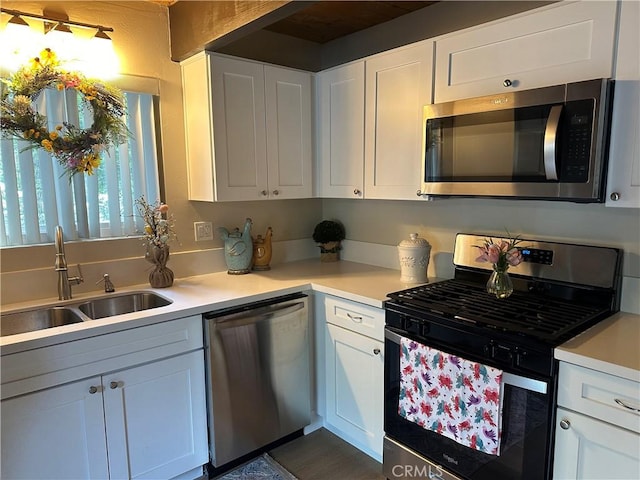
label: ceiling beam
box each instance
[169,1,315,62]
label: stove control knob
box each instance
[483,343,497,357]
[513,348,527,367]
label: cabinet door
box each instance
[606,0,640,208]
[554,408,640,480]
[434,1,617,102]
[1,377,109,480]
[265,66,313,199]
[317,62,365,199]
[104,350,208,480]
[211,55,268,201]
[325,323,384,460]
[364,42,433,200]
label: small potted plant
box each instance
[312,220,346,262]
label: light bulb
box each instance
[83,29,119,78]
[0,16,42,71]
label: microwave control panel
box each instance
[561,100,594,182]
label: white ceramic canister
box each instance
[397,233,431,283]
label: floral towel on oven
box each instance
[398,336,503,455]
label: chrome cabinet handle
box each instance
[272,190,279,196]
[416,190,423,197]
[89,386,99,394]
[559,419,571,430]
[260,190,268,196]
[346,313,363,322]
[373,348,381,355]
[610,192,621,201]
[503,79,513,87]
[353,189,361,196]
[110,381,119,390]
[615,398,640,412]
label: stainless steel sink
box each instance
[1,291,173,337]
[77,292,172,320]
[1,307,84,337]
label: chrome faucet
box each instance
[55,225,84,300]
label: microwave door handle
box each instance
[543,105,563,181]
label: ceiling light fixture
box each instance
[94,28,112,41]
[1,8,114,38]
[7,13,29,27]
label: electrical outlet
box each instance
[194,221,213,242]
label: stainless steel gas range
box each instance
[383,233,622,480]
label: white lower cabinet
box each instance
[104,351,208,480]
[0,316,208,480]
[554,407,640,480]
[554,362,640,480]
[1,376,110,479]
[323,295,384,461]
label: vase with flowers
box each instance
[136,197,176,288]
[474,232,524,299]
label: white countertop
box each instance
[1,259,420,355]
[555,311,640,382]
[4,258,639,384]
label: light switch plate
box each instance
[194,221,213,242]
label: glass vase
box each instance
[486,268,513,299]
[146,244,174,288]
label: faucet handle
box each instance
[69,264,84,286]
[97,273,115,293]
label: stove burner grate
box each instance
[388,279,609,342]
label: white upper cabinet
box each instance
[364,42,433,200]
[181,53,312,202]
[317,41,433,200]
[606,0,640,208]
[434,1,618,103]
[264,66,313,200]
[317,61,366,199]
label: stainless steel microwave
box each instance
[421,79,614,202]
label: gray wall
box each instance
[321,197,640,280]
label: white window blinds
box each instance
[0,90,160,247]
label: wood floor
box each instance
[268,428,386,480]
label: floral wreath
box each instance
[0,48,128,178]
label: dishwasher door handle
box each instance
[210,301,306,329]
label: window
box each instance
[0,89,160,247]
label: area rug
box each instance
[217,453,298,480]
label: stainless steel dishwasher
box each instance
[203,293,310,467]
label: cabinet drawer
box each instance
[324,296,384,342]
[558,362,640,434]
[1,315,203,400]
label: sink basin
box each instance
[1,307,84,337]
[77,292,172,320]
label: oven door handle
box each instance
[502,372,547,394]
[385,328,548,394]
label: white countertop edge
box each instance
[554,349,640,383]
[309,282,386,309]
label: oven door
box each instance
[383,327,554,480]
